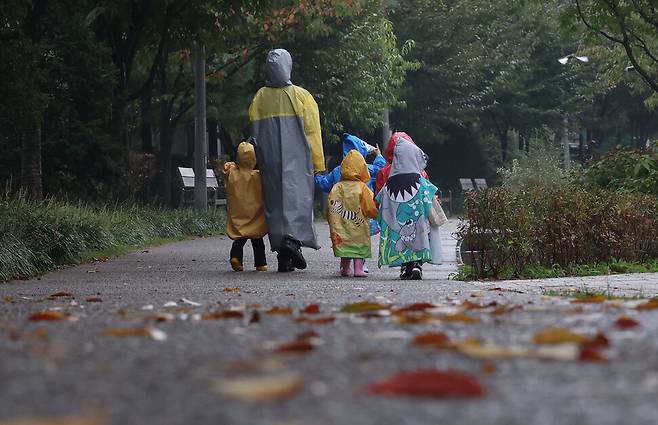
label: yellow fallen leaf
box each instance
[456,339,580,361]
[532,327,586,345]
[266,306,294,315]
[213,373,304,402]
[636,299,658,311]
[439,312,480,323]
[103,327,167,341]
[340,301,389,313]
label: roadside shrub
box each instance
[0,193,226,281]
[457,184,658,279]
[585,145,658,196]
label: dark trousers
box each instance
[230,237,266,267]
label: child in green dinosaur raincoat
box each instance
[376,138,438,280]
[327,150,378,277]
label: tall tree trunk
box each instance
[21,121,43,199]
[140,91,153,153]
[157,42,172,207]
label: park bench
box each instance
[459,178,487,192]
[177,167,226,208]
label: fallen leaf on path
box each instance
[582,332,610,349]
[366,369,485,398]
[394,313,435,324]
[340,301,388,314]
[296,330,319,341]
[28,311,66,322]
[103,327,167,341]
[266,306,294,315]
[456,339,580,361]
[48,292,73,299]
[300,304,320,314]
[0,416,106,425]
[213,373,304,403]
[392,303,436,314]
[571,295,606,304]
[481,361,497,374]
[223,287,241,293]
[439,312,479,323]
[180,298,201,306]
[202,310,244,320]
[296,316,335,324]
[412,332,453,349]
[615,316,640,329]
[273,340,314,354]
[150,313,175,322]
[579,347,607,362]
[163,301,178,307]
[635,299,658,311]
[249,311,260,324]
[532,327,586,345]
[85,297,103,303]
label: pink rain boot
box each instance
[340,258,351,277]
[353,259,367,278]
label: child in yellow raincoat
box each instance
[327,150,378,277]
[223,141,268,272]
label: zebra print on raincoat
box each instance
[327,151,378,259]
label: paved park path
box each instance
[2,220,658,425]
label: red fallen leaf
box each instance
[266,306,294,315]
[579,347,607,362]
[86,296,103,303]
[582,332,610,349]
[300,304,320,314]
[296,316,336,324]
[273,340,314,354]
[366,369,485,398]
[392,303,435,314]
[202,310,244,320]
[412,332,453,349]
[29,311,65,321]
[615,316,640,329]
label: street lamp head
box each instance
[558,54,589,65]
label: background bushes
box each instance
[0,193,226,281]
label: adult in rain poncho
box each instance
[249,49,325,272]
[376,138,437,279]
[326,150,378,277]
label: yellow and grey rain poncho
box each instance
[248,49,325,251]
[327,151,378,259]
[223,142,268,241]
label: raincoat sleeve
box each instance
[371,154,386,173]
[302,92,325,172]
[222,162,236,187]
[314,166,340,193]
[360,185,378,220]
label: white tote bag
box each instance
[429,226,443,265]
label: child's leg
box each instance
[353,259,367,278]
[340,258,351,277]
[251,238,267,271]
[230,238,247,271]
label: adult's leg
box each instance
[280,236,306,270]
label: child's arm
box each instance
[360,185,378,220]
[314,166,339,193]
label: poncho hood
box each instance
[342,133,370,158]
[390,139,427,176]
[340,150,370,183]
[384,132,415,162]
[236,141,257,170]
[265,49,293,87]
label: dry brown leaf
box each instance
[392,303,436,314]
[28,311,66,322]
[249,310,261,324]
[103,327,166,341]
[0,416,106,425]
[202,310,244,320]
[300,304,320,314]
[439,312,479,323]
[456,339,580,361]
[635,299,658,311]
[85,297,103,303]
[296,316,336,325]
[223,287,241,293]
[532,327,586,345]
[273,340,314,354]
[571,295,606,304]
[579,347,607,362]
[266,306,294,315]
[411,332,453,349]
[213,373,304,403]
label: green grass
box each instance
[0,192,226,281]
[452,259,658,281]
[541,286,647,301]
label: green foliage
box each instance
[585,145,658,196]
[0,192,226,281]
[457,184,658,280]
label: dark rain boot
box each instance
[277,252,294,273]
[281,236,306,270]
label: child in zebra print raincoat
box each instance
[326,150,378,277]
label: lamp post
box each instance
[557,53,589,168]
[193,41,208,210]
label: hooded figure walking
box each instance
[248,49,326,272]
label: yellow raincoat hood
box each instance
[340,150,370,183]
[237,142,257,170]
